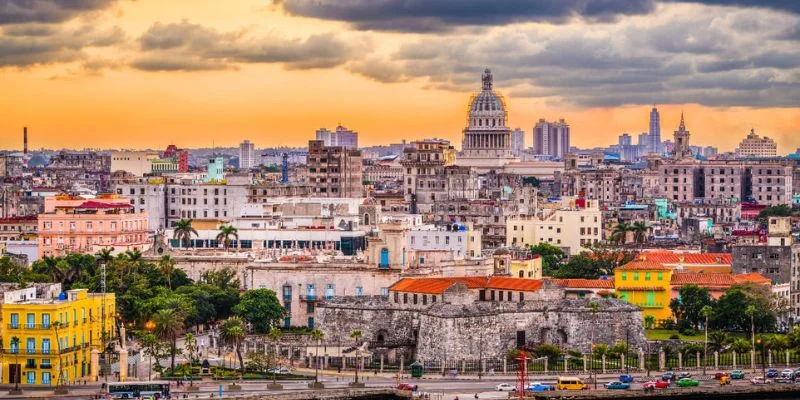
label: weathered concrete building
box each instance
[316,277,646,362]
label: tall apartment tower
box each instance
[510,128,525,156]
[239,139,256,169]
[533,119,570,159]
[307,140,363,198]
[649,105,661,154]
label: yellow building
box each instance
[613,261,673,323]
[509,257,543,279]
[1,288,116,386]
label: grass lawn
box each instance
[645,329,706,341]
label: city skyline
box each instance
[0,0,798,152]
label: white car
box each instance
[750,377,772,385]
[495,383,516,391]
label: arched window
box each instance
[518,270,524,278]
[479,119,482,126]
[363,213,370,226]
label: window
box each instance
[645,272,651,281]
[381,287,389,297]
[394,292,399,303]
[27,371,35,384]
[657,272,663,281]
[26,313,34,329]
[10,313,18,329]
[42,339,50,354]
[41,314,50,329]
[325,284,334,300]
[633,272,639,281]
[621,272,627,281]
[42,372,51,385]
[27,338,35,354]
[355,287,364,297]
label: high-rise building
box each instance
[533,119,570,159]
[315,125,359,149]
[619,133,632,147]
[307,140,363,198]
[510,128,525,156]
[737,128,777,158]
[649,105,661,154]
[239,140,256,169]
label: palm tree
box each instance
[159,255,176,289]
[39,255,65,282]
[173,219,198,249]
[310,329,325,383]
[268,327,282,385]
[631,221,649,245]
[216,225,239,251]
[708,331,727,353]
[644,315,655,330]
[10,336,20,390]
[611,223,631,245]
[95,248,113,265]
[153,308,185,372]
[184,333,198,387]
[746,305,757,354]
[701,305,713,373]
[125,248,142,262]
[350,329,363,384]
[220,317,246,375]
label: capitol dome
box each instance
[467,68,508,130]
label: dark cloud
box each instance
[0,24,125,67]
[132,20,368,72]
[277,0,798,33]
[0,0,116,25]
[278,0,659,32]
[346,5,800,109]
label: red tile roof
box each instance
[616,261,672,271]
[550,278,614,289]
[76,201,133,209]
[670,272,771,290]
[637,251,731,265]
[389,277,543,295]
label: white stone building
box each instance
[506,198,603,256]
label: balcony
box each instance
[40,364,52,369]
[631,301,664,309]
[10,324,53,330]
[299,294,318,302]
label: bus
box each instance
[106,381,170,399]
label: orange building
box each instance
[635,251,732,273]
[38,195,149,257]
[669,272,771,299]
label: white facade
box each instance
[506,199,603,256]
[407,225,472,260]
[315,125,359,149]
[110,151,159,176]
[737,129,777,158]
[239,140,257,169]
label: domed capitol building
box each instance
[457,68,520,171]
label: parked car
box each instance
[527,383,553,392]
[676,378,700,387]
[781,368,794,377]
[678,372,692,379]
[714,372,728,380]
[750,377,772,385]
[604,381,630,390]
[662,371,676,381]
[495,383,516,392]
[267,367,289,375]
[766,369,779,378]
[775,377,793,383]
[643,380,671,389]
[396,383,418,391]
[730,370,746,379]
[618,374,634,383]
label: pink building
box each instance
[38,195,149,257]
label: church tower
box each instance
[672,112,693,160]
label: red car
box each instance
[396,383,418,391]
[643,380,670,389]
[714,372,729,380]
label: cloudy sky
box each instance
[1,0,798,153]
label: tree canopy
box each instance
[233,289,285,333]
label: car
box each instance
[396,383,418,391]
[604,381,630,390]
[643,380,671,389]
[678,372,692,379]
[676,378,700,387]
[527,383,553,392]
[730,370,746,379]
[781,369,793,377]
[750,377,772,385]
[767,369,779,378]
[267,367,289,375]
[618,374,634,383]
[495,383,516,392]
[662,371,676,381]
[775,377,793,384]
[714,372,728,380]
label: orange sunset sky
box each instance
[0,0,798,153]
